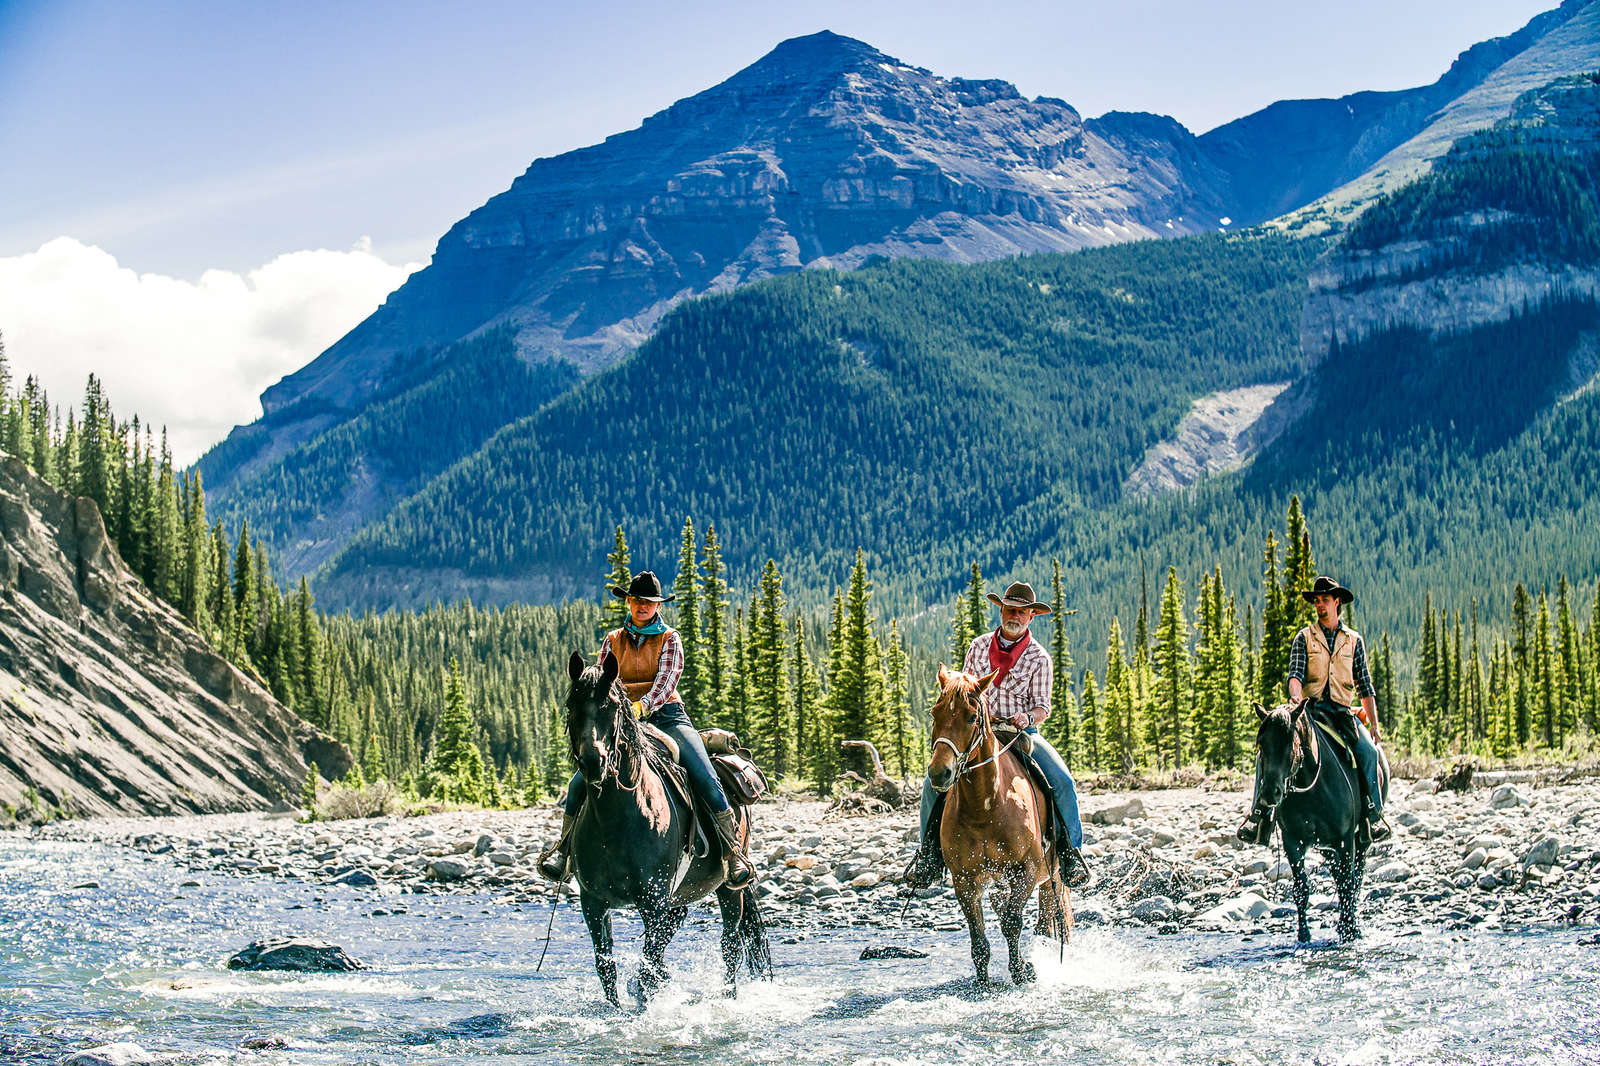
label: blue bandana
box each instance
[623,614,669,642]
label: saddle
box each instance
[636,723,770,862]
[992,724,1057,846]
[1307,709,1360,771]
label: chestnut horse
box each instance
[927,665,1071,985]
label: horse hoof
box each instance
[1297,930,1311,945]
[1012,962,1037,985]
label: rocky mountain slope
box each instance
[200,6,1600,593]
[0,455,348,818]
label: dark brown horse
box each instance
[563,651,771,1006]
[927,665,1071,985]
[1247,698,1389,943]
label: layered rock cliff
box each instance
[0,455,348,818]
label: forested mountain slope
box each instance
[197,7,1600,582]
[313,233,1320,611]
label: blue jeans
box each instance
[1314,701,1384,819]
[565,702,732,816]
[918,727,1083,849]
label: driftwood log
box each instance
[838,740,905,808]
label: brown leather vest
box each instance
[1302,623,1358,707]
[602,628,681,707]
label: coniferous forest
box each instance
[2,341,1595,812]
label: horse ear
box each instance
[937,663,951,687]
[1253,702,1269,721]
[599,649,619,687]
[567,650,585,682]
[1291,697,1310,719]
[973,669,999,696]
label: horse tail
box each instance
[737,886,773,979]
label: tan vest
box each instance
[603,628,681,708]
[1301,623,1358,707]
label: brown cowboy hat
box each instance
[986,580,1057,614]
[609,570,676,603]
[1300,575,1354,605]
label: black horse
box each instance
[1247,698,1390,943]
[562,650,771,1006]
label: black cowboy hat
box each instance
[609,570,676,603]
[1300,575,1354,605]
[986,580,1063,614]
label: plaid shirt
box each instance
[1288,623,1376,701]
[602,627,684,711]
[964,630,1053,727]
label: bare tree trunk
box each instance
[839,740,903,806]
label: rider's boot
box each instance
[1060,840,1092,889]
[1237,808,1272,846]
[898,789,946,896]
[538,813,576,882]
[712,807,757,890]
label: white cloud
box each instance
[0,237,422,465]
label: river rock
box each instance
[1131,895,1175,921]
[428,858,469,882]
[1200,893,1270,923]
[1073,901,1109,925]
[227,937,364,972]
[1463,847,1489,870]
[786,855,819,870]
[1491,786,1527,809]
[1089,798,1145,825]
[334,870,379,887]
[473,834,494,857]
[1192,842,1220,860]
[850,872,882,889]
[1523,837,1560,869]
[1370,861,1412,883]
[62,1044,155,1066]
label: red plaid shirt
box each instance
[964,629,1053,727]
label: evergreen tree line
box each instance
[0,354,330,725]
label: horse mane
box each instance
[1263,702,1314,766]
[572,664,668,777]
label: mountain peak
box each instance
[758,30,894,72]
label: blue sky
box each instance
[0,0,1562,459]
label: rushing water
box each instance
[3,835,1597,1066]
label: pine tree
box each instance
[1557,575,1581,741]
[300,764,319,819]
[602,525,631,634]
[1151,566,1189,769]
[884,620,911,778]
[753,559,790,776]
[1103,619,1134,772]
[1045,557,1076,760]
[700,524,730,723]
[1259,529,1285,703]
[425,657,487,804]
[1079,669,1102,772]
[1281,495,1316,636]
[233,524,258,665]
[294,577,326,728]
[963,563,986,648]
[77,375,113,520]
[731,603,752,740]
[832,550,885,777]
[673,517,706,712]
[1535,590,1556,748]
[792,619,824,786]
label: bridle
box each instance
[930,687,1026,792]
[567,678,644,793]
[1252,705,1322,822]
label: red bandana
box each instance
[986,629,1031,685]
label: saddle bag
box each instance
[712,750,769,805]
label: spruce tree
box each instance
[832,550,885,777]
[1152,566,1189,769]
[1046,558,1076,760]
[754,559,790,776]
[1259,529,1285,703]
[963,563,986,649]
[1079,669,1101,772]
[425,657,487,804]
[792,620,823,786]
[884,620,911,778]
[673,517,706,711]
[602,525,631,634]
[700,524,730,722]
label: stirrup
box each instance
[1237,813,1265,845]
[1060,845,1091,889]
[1368,816,1392,843]
[898,845,943,896]
[537,844,570,882]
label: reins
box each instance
[930,690,1025,791]
[568,678,648,793]
[1285,714,1323,795]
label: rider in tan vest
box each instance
[1239,575,1390,845]
[539,570,755,888]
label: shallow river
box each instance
[3,836,1597,1065]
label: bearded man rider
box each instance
[901,580,1089,894]
[539,570,756,889]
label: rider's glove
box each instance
[631,699,646,717]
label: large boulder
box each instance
[226,937,365,972]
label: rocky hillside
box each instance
[1301,72,1600,361]
[0,455,348,819]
